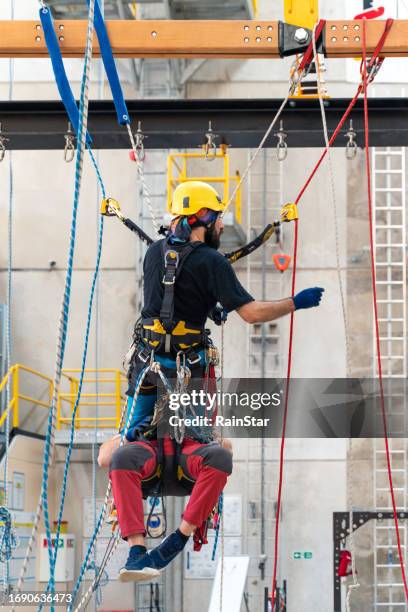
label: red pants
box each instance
[109,437,232,539]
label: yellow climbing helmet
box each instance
[169,181,224,216]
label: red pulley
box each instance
[272,253,291,273]
[338,550,353,577]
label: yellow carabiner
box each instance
[280,203,299,223]
[100,197,121,217]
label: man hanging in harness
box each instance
[98,181,324,582]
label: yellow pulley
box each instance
[280,203,299,223]
[101,197,122,218]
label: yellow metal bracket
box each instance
[280,203,299,223]
[284,0,318,31]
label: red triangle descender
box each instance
[273,253,291,273]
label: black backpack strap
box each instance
[159,240,203,343]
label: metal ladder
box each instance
[134,150,169,314]
[372,147,407,611]
[246,148,285,379]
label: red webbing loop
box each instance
[297,19,326,74]
[361,18,408,602]
[270,18,396,609]
[295,18,394,206]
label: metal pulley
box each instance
[275,120,288,162]
[345,119,357,160]
[63,122,75,163]
[0,123,10,162]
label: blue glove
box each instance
[210,304,228,326]
[293,287,325,310]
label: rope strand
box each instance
[361,18,408,603]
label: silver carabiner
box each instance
[134,121,146,162]
[345,119,358,160]
[275,121,288,162]
[204,121,218,161]
[0,123,9,162]
[63,122,75,163]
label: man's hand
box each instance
[293,287,325,310]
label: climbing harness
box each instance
[63,122,75,163]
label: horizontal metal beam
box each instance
[1,98,407,150]
[1,19,408,58]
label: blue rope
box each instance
[0,507,17,564]
[211,493,223,562]
[69,374,148,610]
[86,560,108,605]
[39,5,97,607]
[3,14,15,588]
[87,0,130,125]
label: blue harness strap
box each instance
[39,6,92,145]
[88,0,130,126]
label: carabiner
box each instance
[345,120,358,160]
[0,123,9,162]
[134,121,146,162]
[63,122,75,163]
[275,121,288,162]
[204,121,218,161]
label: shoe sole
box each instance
[119,567,161,583]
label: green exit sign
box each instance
[293,552,313,559]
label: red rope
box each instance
[361,18,408,601]
[270,18,396,609]
[270,220,298,610]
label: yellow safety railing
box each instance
[0,365,127,432]
[0,364,53,429]
[166,148,242,225]
[58,369,128,430]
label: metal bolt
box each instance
[294,28,309,44]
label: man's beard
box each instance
[205,225,221,250]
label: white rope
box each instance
[221,93,291,217]
[312,25,360,608]
[126,124,160,236]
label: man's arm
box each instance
[237,287,324,324]
[237,298,294,324]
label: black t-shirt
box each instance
[142,239,254,328]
